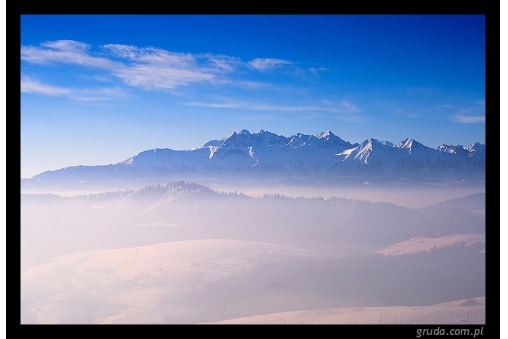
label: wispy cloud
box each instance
[22,40,117,69]
[451,103,485,123]
[112,64,215,90]
[21,77,126,102]
[21,78,71,96]
[71,87,127,102]
[21,40,327,94]
[309,67,329,76]
[249,58,292,71]
[88,42,230,90]
[23,40,286,91]
[185,98,360,114]
[200,53,242,73]
[223,80,272,89]
[452,114,485,123]
[103,45,243,78]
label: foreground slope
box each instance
[206,297,485,324]
[21,239,317,324]
[21,237,485,324]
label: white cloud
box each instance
[452,114,485,123]
[103,44,197,68]
[70,87,127,102]
[22,40,117,69]
[113,64,215,90]
[22,41,231,91]
[186,99,360,114]
[104,45,235,89]
[21,77,126,102]
[21,78,71,96]
[200,53,241,73]
[21,40,307,92]
[249,58,292,71]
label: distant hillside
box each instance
[421,193,485,213]
[21,181,485,269]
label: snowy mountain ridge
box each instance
[29,129,485,182]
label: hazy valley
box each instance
[21,181,485,324]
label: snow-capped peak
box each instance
[316,130,335,138]
[395,138,426,150]
[435,144,469,156]
[396,138,415,149]
[463,142,485,162]
[206,129,289,148]
[435,142,485,162]
[225,131,237,139]
[465,142,485,152]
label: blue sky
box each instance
[20,15,486,178]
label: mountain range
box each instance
[27,129,485,183]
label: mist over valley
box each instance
[21,180,485,324]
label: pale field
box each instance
[21,236,485,324]
[376,234,485,256]
[21,239,317,324]
[206,296,485,324]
